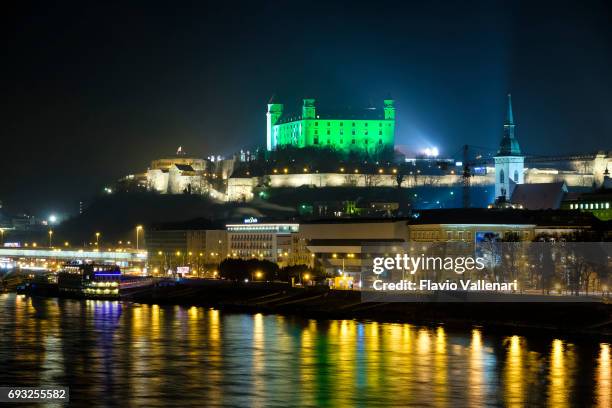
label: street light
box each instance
[95,232,100,246]
[136,225,143,250]
[48,230,53,247]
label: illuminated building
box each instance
[494,94,524,200]
[226,219,300,265]
[145,219,227,275]
[562,188,612,220]
[266,98,395,154]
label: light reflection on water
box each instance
[0,293,610,407]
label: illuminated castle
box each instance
[266,98,395,154]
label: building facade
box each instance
[226,219,300,266]
[266,98,395,154]
[145,221,227,276]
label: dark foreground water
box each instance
[0,293,610,407]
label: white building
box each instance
[226,219,299,265]
[495,94,524,200]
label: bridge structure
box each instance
[0,247,147,269]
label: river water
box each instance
[0,293,610,407]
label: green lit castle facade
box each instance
[266,99,395,154]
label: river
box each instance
[0,293,610,407]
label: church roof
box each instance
[496,94,522,156]
[497,137,522,156]
[510,182,568,210]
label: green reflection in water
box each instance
[0,294,607,407]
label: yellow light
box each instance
[303,167,308,172]
[136,225,143,230]
[255,271,263,279]
[392,168,398,174]
[273,169,278,173]
[32,243,37,247]
[283,168,288,174]
[303,273,310,280]
[188,252,193,256]
[354,169,359,173]
[176,251,181,256]
[158,251,163,255]
[64,241,69,247]
[332,253,337,258]
[340,167,344,172]
[378,168,383,174]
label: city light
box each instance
[136,225,143,250]
[423,147,439,157]
[48,214,58,224]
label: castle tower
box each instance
[494,94,524,200]
[383,99,395,120]
[266,100,283,151]
[302,98,316,119]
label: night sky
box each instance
[2,0,612,216]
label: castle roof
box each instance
[174,164,195,172]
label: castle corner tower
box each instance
[266,100,283,151]
[494,93,524,200]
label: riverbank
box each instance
[123,280,612,337]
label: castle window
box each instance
[352,130,356,135]
[327,140,330,144]
[326,130,330,135]
[352,122,355,127]
[351,139,356,144]
[378,139,382,145]
[340,139,343,144]
[365,139,368,144]
[514,170,519,182]
[379,123,382,127]
[340,122,343,126]
[379,130,382,135]
[327,122,330,126]
[315,122,318,126]
[364,123,368,127]
[314,130,318,135]
[499,169,505,184]
[364,130,368,135]
[314,138,319,144]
